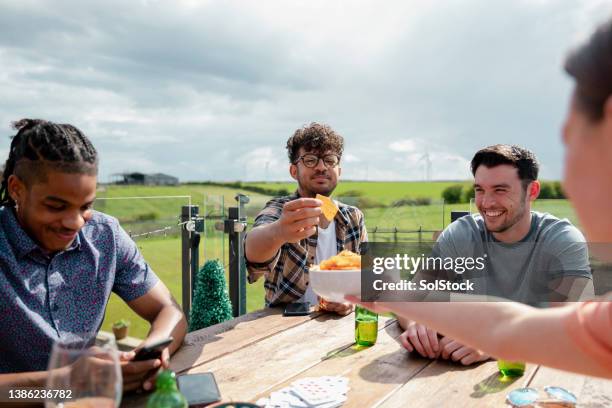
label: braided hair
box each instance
[0,119,98,207]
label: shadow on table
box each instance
[470,371,521,398]
[323,343,372,359]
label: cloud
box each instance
[1,0,611,182]
[389,140,417,153]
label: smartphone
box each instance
[283,302,310,316]
[133,337,173,361]
[177,372,221,407]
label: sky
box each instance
[1,0,611,183]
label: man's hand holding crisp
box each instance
[274,198,322,243]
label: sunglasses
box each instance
[506,386,577,407]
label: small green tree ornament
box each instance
[189,259,233,331]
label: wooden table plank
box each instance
[527,366,612,407]
[252,319,433,408]
[185,313,366,402]
[123,308,320,407]
[170,308,320,374]
[378,360,537,408]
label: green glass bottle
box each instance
[147,370,188,408]
[497,360,526,377]
[355,306,378,346]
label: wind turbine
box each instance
[418,152,432,181]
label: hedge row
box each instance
[441,181,566,204]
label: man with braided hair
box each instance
[0,119,186,391]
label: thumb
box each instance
[120,351,135,362]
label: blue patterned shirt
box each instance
[0,207,159,373]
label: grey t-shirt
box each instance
[431,212,592,304]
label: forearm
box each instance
[146,302,187,355]
[391,301,607,376]
[0,371,48,388]
[245,222,285,263]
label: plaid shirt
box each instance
[245,191,368,306]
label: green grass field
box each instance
[247,181,473,206]
[98,182,578,339]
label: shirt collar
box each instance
[1,206,82,259]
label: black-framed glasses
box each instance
[294,154,340,168]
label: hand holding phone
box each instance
[133,337,173,361]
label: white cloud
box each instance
[389,139,417,153]
[1,0,611,182]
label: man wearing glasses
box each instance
[244,123,368,313]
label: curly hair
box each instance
[286,123,344,163]
[0,119,98,207]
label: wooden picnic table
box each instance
[122,308,612,407]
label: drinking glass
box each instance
[45,332,122,408]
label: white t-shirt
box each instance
[300,220,337,305]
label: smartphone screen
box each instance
[133,337,173,361]
[177,372,221,406]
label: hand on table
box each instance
[399,321,439,358]
[319,299,354,316]
[438,337,490,366]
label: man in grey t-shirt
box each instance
[399,145,593,366]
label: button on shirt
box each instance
[0,207,159,373]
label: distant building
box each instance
[114,172,179,186]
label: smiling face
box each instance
[8,170,97,253]
[290,148,341,197]
[474,164,539,242]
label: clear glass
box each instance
[45,333,122,408]
[355,306,378,346]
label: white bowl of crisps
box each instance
[309,250,361,303]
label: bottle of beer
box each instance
[147,370,188,408]
[497,360,526,377]
[355,306,378,346]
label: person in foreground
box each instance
[0,119,187,390]
[348,18,612,379]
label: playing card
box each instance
[262,376,349,408]
[290,377,347,406]
[270,387,309,408]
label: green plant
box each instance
[112,319,130,329]
[553,181,566,199]
[189,259,233,331]
[442,184,464,204]
[538,182,556,199]
[462,185,475,204]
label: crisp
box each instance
[315,194,339,222]
[319,250,361,270]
